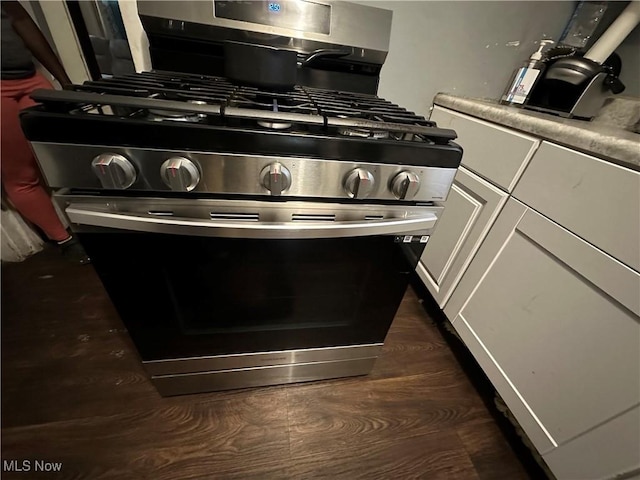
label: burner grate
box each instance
[30,71,454,143]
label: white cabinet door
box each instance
[430,106,539,191]
[449,199,640,458]
[416,166,508,308]
[543,406,640,480]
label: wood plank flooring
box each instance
[2,248,534,479]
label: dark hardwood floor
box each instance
[2,248,531,479]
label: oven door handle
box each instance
[65,206,438,239]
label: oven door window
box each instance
[79,232,417,361]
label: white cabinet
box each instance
[430,106,539,191]
[429,104,640,480]
[542,406,640,480]
[416,166,507,307]
[514,141,640,272]
[447,199,640,462]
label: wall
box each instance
[615,24,640,98]
[119,1,640,104]
[358,1,576,116]
[587,1,640,98]
[41,0,640,102]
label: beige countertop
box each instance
[433,94,639,171]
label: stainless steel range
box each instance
[20,1,462,396]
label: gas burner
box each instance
[187,100,208,117]
[147,111,192,122]
[147,111,206,123]
[148,99,208,122]
[255,98,294,130]
[371,130,390,139]
[147,108,185,118]
[257,120,292,130]
[390,132,416,141]
[338,127,390,139]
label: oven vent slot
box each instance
[292,213,336,222]
[364,215,384,220]
[148,210,174,216]
[210,212,259,221]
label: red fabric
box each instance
[1,72,69,242]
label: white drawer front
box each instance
[514,141,640,272]
[430,106,539,192]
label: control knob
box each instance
[391,171,421,200]
[261,163,291,196]
[91,153,137,189]
[344,168,375,199]
[161,157,200,192]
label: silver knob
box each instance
[161,157,200,192]
[261,163,291,196]
[344,168,375,199]
[391,171,421,200]
[91,153,137,189]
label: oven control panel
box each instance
[34,143,457,203]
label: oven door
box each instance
[64,196,439,369]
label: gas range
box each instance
[22,71,461,204]
[18,0,464,395]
